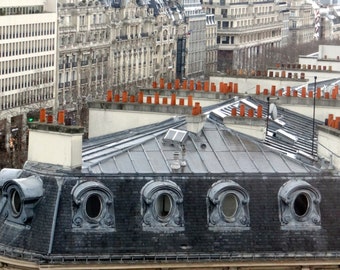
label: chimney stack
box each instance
[27,110,84,170]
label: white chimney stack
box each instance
[27,119,84,170]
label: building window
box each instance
[80,15,85,26]
[292,21,297,29]
[278,179,321,229]
[207,180,250,230]
[221,193,238,220]
[10,189,22,217]
[155,193,172,219]
[85,194,102,220]
[1,174,43,226]
[71,181,115,230]
[294,192,309,217]
[141,180,184,232]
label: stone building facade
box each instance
[288,0,315,44]
[58,0,163,111]
[202,0,283,71]
[58,0,216,112]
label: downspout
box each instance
[48,178,64,255]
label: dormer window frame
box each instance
[1,175,44,227]
[207,179,250,231]
[71,181,115,231]
[278,179,321,230]
[141,180,184,232]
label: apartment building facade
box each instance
[181,0,208,79]
[0,0,57,155]
[58,0,186,114]
[206,14,218,74]
[288,0,315,44]
[203,0,283,71]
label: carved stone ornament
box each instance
[1,175,44,226]
[278,179,321,229]
[141,180,184,232]
[207,179,250,230]
[71,181,115,230]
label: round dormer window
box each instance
[11,189,22,217]
[293,192,310,218]
[85,194,102,220]
[221,193,239,220]
[154,193,172,220]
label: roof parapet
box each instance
[88,90,204,138]
[255,84,339,101]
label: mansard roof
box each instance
[0,100,339,267]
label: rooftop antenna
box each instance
[312,76,317,157]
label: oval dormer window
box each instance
[221,193,239,220]
[207,180,250,230]
[1,175,43,226]
[72,181,115,230]
[293,192,310,218]
[278,179,321,229]
[11,189,22,217]
[85,194,102,220]
[141,180,184,232]
[155,193,172,220]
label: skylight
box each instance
[163,128,188,143]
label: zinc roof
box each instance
[82,99,319,174]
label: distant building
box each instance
[57,0,162,113]
[0,0,58,154]
[279,2,290,46]
[206,14,218,75]
[57,0,216,113]
[202,0,283,71]
[324,5,340,40]
[181,0,208,78]
[288,0,315,44]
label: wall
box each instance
[89,109,178,138]
[280,104,340,122]
[209,76,303,94]
[318,125,340,171]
